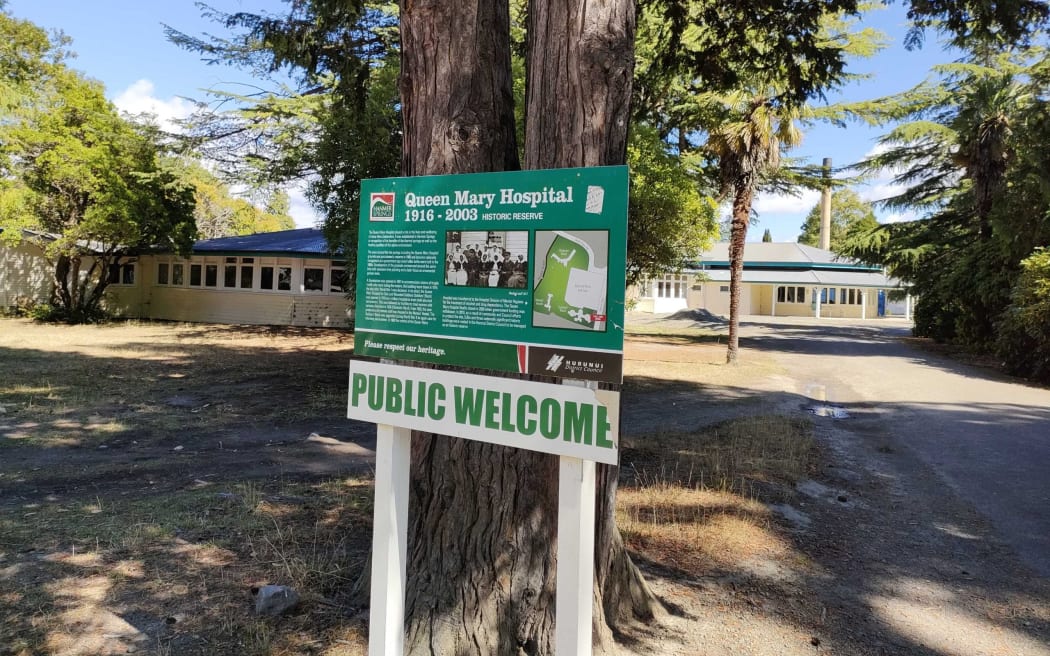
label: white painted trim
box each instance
[556,455,596,656]
[360,328,624,355]
[368,424,411,656]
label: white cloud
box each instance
[285,183,318,229]
[113,80,321,228]
[880,210,919,224]
[752,188,821,215]
[860,180,909,204]
[112,79,197,132]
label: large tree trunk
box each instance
[400,0,519,177]
[400,2,555,654]
[525,0,661,642]
[726,183,753,364]
[398,0,656,653]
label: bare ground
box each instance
[1,316,1048,655]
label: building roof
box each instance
[691,242,881,272]
[698,268,900,289]
[686,242,903,289]
[192,228,334,256]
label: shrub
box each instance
[29,302,110,324]
[997,249,1050,381]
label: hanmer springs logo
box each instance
[369,192,395,221]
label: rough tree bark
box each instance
[399,0,657,653]
[525,0,661,641]
[400,2,557,654]
[726,183,753,364]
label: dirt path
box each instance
[628,313,1050,656]
[0,421,376,510]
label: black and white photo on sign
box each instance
[445,230,529,289]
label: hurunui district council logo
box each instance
[370,193,395,221]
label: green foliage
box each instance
[635,0,864,121]
[843,42,1050,357]
[28,301,108,324]
[762,229,772,242]
[626,126,718,287]
[178,162,295,238]
[997,249,1050,381]
[904,0,1049,50]
[798,188,878,251]
[169,2,401,299]
[1,14,197,322]
[0,9,67,111]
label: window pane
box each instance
[205,265,218,287]
[330,268,346,293]
[240,265,254,289]
[190,264,202,286]
[777,287,785,302]
[122,265,135,285]
[797,287,806,303]
[224,265,237,287]
[108,264,120,284]
[157,263,169,285]
[277,267,292,291]
[172,264,184,286]
[304,268,324,291]
[261,266,274,290]
[241,257,254,264]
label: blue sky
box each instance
[6,1,955,239]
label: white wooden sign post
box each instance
[350,361,618,656]
[367,423,411,656]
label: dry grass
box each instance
[0,477,373,656]
[0,318,352,447]
[0,318,819,654]
[618,414,815,579]
[624,332,784,392]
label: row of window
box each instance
[107,263,136,286]
[775,286,869,305]
[776,286,807,303]
[155,257,347,295]
[639,274,690,299]
[636,279,873,307]
[818,287,867,305]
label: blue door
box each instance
[877,290,886,317]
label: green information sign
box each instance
[355,166,628,383]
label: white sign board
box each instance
[348,360,619,465]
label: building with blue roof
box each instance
[2,228,353,327]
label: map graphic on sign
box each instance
[533,230,608,332]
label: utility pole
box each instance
[819,157,832,251]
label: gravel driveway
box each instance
[629,312,1050,655]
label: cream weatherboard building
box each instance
[632,242,909,319]
[1,228,353,327]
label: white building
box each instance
[632,242,910,319]
[2,228,353,328]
